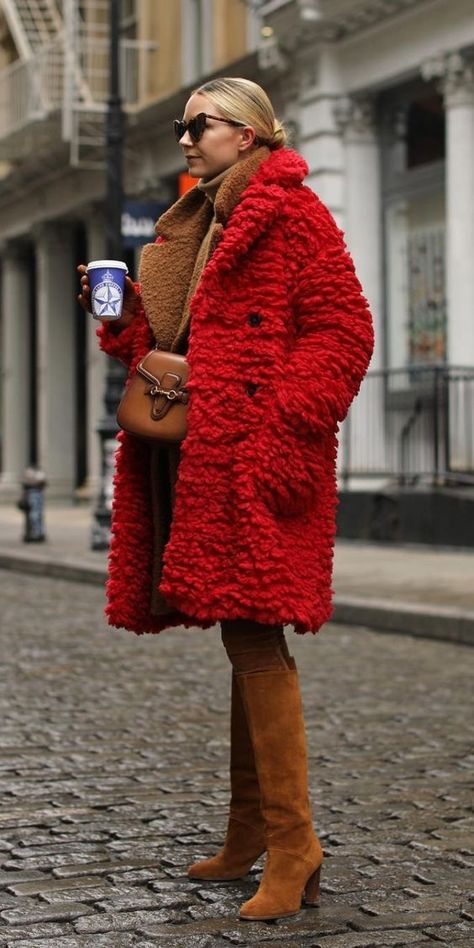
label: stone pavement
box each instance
[0,504,474,644]
[0,569,473,947]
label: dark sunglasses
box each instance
[174,112,245,144]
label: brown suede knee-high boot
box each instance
[187,672,265,880]
[237,659,323,921]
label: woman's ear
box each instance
[238,126,258,153]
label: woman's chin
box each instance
[185,158,205,177]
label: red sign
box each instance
[179,172,197,196]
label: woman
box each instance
[78,77,374,921]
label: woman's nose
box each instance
[179,129,194,147]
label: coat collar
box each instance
[216,146,308,224]
[206,147,308,274]
[155,146,308,247]
[155,145,271,240]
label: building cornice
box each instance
[324,0,438,39]
[259,0,440,45]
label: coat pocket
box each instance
[245,417,321,518]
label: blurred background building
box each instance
[0,0,473,544]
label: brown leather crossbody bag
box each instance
[116,348,189,442]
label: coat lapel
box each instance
[196,147,307,286]
[208,181,288,277]
[139,189,213,350]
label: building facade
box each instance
[1,0,473,541]
[0,0,259,499]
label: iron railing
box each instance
[339,365,474,488]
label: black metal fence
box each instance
[339,365,474,488]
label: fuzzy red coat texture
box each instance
[98,147,374,636]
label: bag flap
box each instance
[137,350,188,390]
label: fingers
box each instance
[76,264,92,312]
[77,284,90,309]
[77,265,90,290]
[124,275,136,297]
[77,294,90,312]
[78,266,90,294]
[77,279,91,312]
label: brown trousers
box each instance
[220,619,292,674]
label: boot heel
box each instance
[304,864,321,905]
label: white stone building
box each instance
[0,0,473,542]
[257,0,474,542]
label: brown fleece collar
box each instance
[139,146,270,350]
[214,146,270,222]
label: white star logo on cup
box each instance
[91,271,124,317]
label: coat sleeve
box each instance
[277,194,374,439]
[253,193,374,517]
[96,282,154,369]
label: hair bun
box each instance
[270,121,288,150]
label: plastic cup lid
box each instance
[87,259,128,271]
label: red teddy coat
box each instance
[98,147,374,636]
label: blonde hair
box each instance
[193,77,288,150]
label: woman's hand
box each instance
[76,264,140,330]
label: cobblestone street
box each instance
[0,569,473,947]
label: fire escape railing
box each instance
[0,0,158,168]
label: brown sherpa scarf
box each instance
[139,145,270,353]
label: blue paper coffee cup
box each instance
[87,259,128,320]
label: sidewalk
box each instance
[1,503,473,645]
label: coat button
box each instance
[248,312,262,327]
[246,382,258,397]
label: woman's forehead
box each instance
[183,92,213,120]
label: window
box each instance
[119,0,138,102]
[120,0,137,35]
[381,82,446,372]
[386,192,446,368]
[181,0,213,84]
[406,93,445,169]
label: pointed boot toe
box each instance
[189,672,265,882]
[187,818,265,881]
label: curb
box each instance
[0,552,107,587]
[1,551,473,646]
[332,596,474,647]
